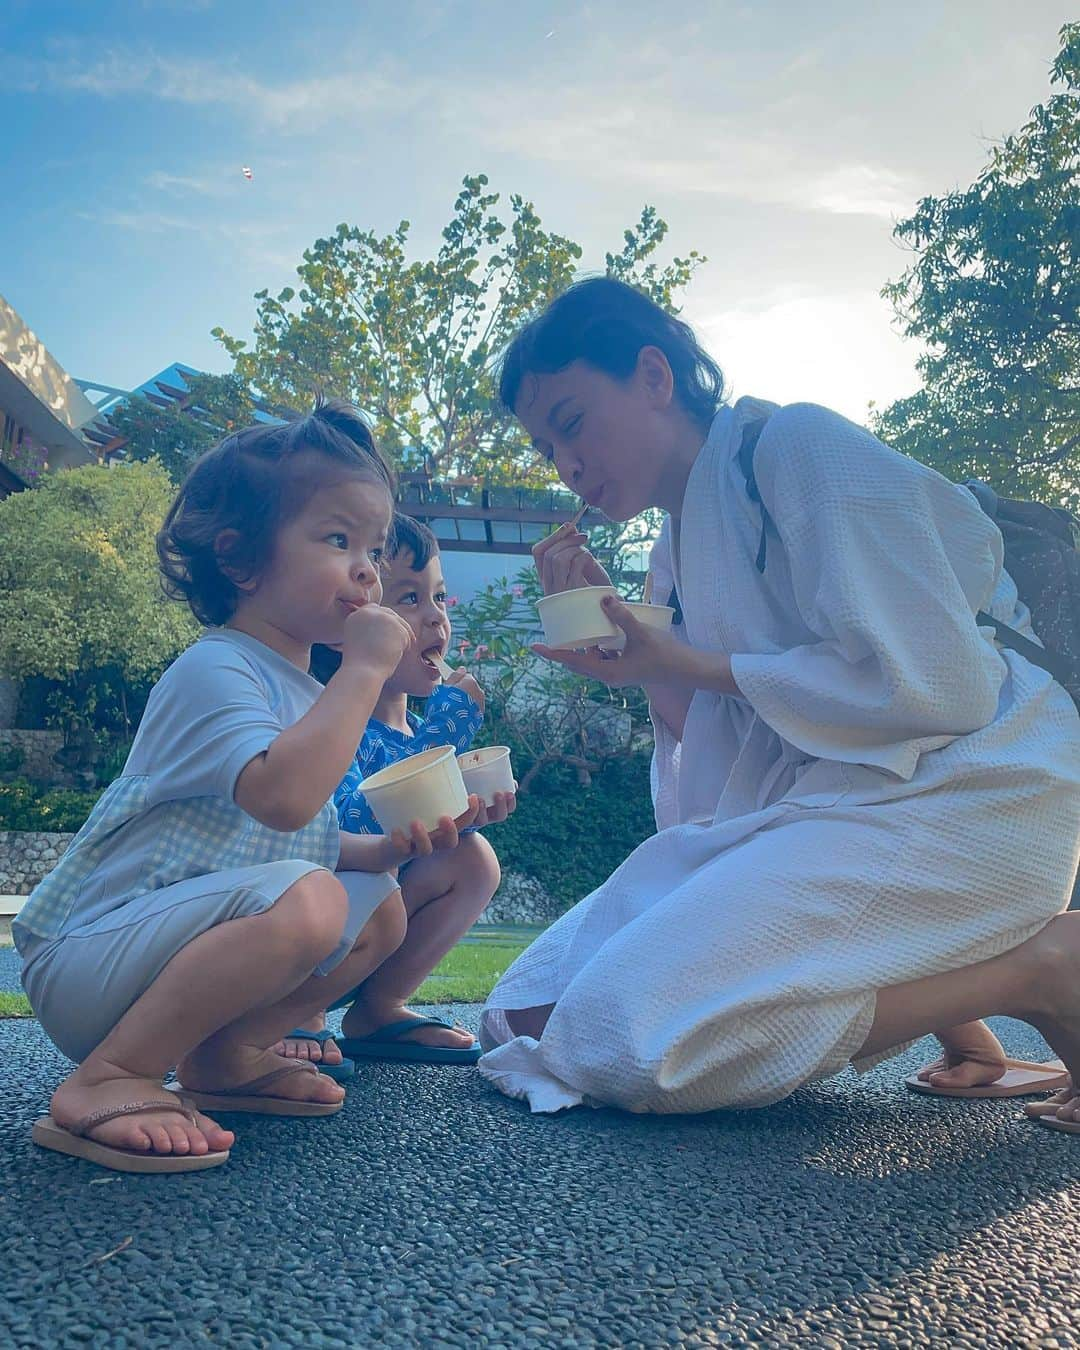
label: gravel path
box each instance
[3,948,1080,1347]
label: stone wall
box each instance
[0,729,66,784]
[0,830,75,895]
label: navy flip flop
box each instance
[284,1028,356,1082]
[337,1015,481,1065]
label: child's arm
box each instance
[412,681,485,754]
[337,802,482,871]
[235,606,413,832]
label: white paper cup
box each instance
[598,602,676,652]
[457,746,515,807]
[358,745,469,834]
[535,585,621,650]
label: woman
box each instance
[478,277,1080,1125]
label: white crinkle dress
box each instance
[478,399,1080,1114]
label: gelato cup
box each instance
[457,746,515,806]
[598,602,676,651]
[358,745,469,834]
[535,585,621,650]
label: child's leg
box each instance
[181,892,406,1087]
[339,833,500,1049]
[49,871,392,1157]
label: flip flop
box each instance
[173,1061,343,1116]
[283,1028,355,1082]
[904,1057,1069,1098]
[31,1095,230,1174]
[337,1015,481,1065]
[1026,1088,1080,1134]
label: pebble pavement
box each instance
[3,948,1080,1348]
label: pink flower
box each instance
[474,644,490,659]
[446,596,459,608]
[458,639,472,653]
[511,584,524,598]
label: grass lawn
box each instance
[416,940,527,1003]
[0,940,529,1020]
[0,992,32,1018]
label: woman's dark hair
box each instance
[388,512,439,571]
[157,397,396,627]
[498,277,726,429]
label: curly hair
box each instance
[157,397,396,626]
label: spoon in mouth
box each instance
[432,654,454,680]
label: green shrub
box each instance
[491,750,656,908]
[0,778,99,833]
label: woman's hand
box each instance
[532,594,739,696]
[532,522,612,595]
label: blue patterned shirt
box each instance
[335,685,483,835]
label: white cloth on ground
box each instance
[478,399,1080,1114]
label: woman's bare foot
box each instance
[918,1020,1009,1089]
[271,1014,344,1066]
[51,1059,234,1156]
[340,997,475,1050]
[178,1043,345,1105]
[1016,914,1080,1122]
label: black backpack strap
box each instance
[737,417,771,572]
[975,610,1073,685]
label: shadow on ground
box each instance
[2,948,1079,1348]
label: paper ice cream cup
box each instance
[358,745,469,834]
[535,585,621,650]
[457,746,515,807]
[598,602,676,652]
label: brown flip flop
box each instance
[173,1060,343,1116]
[905,1057,1069,1098]
[31,1096,230,1173]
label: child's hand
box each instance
[378,796,483,866]
[341,604,414,680]
[474,790,517,827]
[445,668,485,713]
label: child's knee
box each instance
[355,891,407,961]
[461,832,501,896]
[280,869,349,959]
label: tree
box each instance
[213,176,703,483]
[107,372,255,483]
[873,23,1080,509]
[0,460,197,761]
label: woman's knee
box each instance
[355,891,408,961]
[275,869,349,960]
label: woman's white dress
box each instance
[478,399,1080,1114]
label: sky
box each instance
[2,0,1073,424]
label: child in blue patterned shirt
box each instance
[283,515,515,1068]
[15,402,482,1174]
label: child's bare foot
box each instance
[918,1020,1009,1089]
[340,998,475,1050]
[178,1043,345,1105]
[51,1060,234,1156]
[272,1015,344,1066]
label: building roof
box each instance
[0,295,97,473]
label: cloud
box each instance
[10,46,410,128]
[690,288,922,422]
